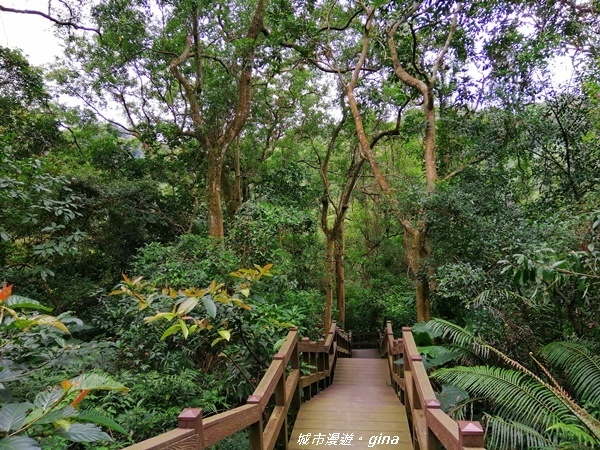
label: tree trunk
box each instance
[335,228,346,328]
[324,233,335,332]
[404,224,431,323]
[566,296,583,337]
[221,143,242,217]
[207,146,225,239]
[232,142,242,212]
[423,88,438,187]
[416,279,431,323]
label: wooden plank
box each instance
[351,348,379,358]
[293,411,407,423]
[263,405,286,450]
[292,420,411,434]
[285,368,300,406]
[298,342,328,353]
[124,428,196,449]
[274,329,298,366]
[427,409,459,450]
[412,409,429,449]
[299,371,328,388]
[405,370,415,409]
[392,372,405,390]
[248,359,283,409]
[203,404,260,447]
[289,349,411,450]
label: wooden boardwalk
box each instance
[289,349,411,449]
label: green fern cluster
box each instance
[426,319,600,449]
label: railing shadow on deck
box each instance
[123,321,351,450]
[382,321,486,450]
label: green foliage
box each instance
[0,286,127,448]
[0,46,60,159]
[229,200,316,266]
[0,149,86,284]
[132,234,241,289]
[540,341,600,407]
[97,369,229,443]
[113,265,272,343]
[428,318,600,449]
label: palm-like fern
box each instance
[426,318,600,449]
[540,341,600,406]
[484,415,555,449]
[424,316,490,359]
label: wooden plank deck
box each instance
[289,352,411,449]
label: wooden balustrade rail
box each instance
[349,330,379,349]
[123,321,351,450]
[384,321,486,450]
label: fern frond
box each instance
[485,414,557,450]
[431,319,600,441]
[540,341,600,405]
[546,422,600,447]
[433,366,574,432]
[424,318,489,359]
[473,289,517,307]
[446,396,484,421]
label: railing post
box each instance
[347,329,352,356]
[301,337,311,400]
[402,327,413,426]
[458,421,485,448]
[177,408,205,449]
[425,400,443,450]
[291,328,302,410]
[309,340,318,398]
[397,338,405,403]
[317,338,327,389]
[247,396,263,450]
[273,353,288,450]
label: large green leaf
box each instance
[33,388,62,412]
[57,423,112,442]
[435,384,469,412]
[67,373,128,393]
[29,406,77,425]
[161,323,182,340]
[77,410,127,435]
[424,319,489,359]
[0,403,32,432]
[0,436,40,450]
[176,297,199,315]
[202,296,217,318]
[0,369,24,383]
[4,296,52,312]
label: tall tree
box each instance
[49,0,271,239]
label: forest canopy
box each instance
[0,0,599,448]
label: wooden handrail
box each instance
[350,330,379,349]
[384,321,486,450]
[123,322,352,449]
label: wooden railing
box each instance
[349,330,379,349]
[384,321,486,450]
[298,322,352,400]
[123,321,351,450]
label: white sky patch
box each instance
[0,1,64,67]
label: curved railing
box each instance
[383,321,486,450]
[124,322,351,450]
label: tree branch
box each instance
[431,3,461,85]
[319,8,362,32]
[0,5,101,36]
[442,150,495,181]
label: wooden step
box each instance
[289,357,411,449]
